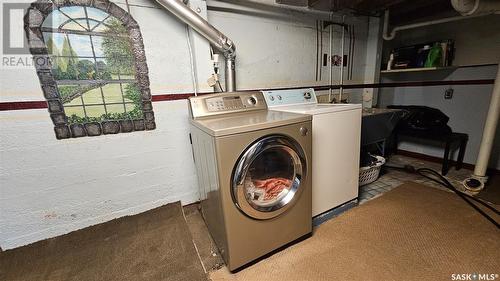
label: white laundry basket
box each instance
[359,155,386,186]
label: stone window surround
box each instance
[24,0,155,139]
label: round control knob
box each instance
[300,127,308,136]
[277,95,282,100]
[248,96,257,105]
[269,95,275,101]
[304,92,312,100]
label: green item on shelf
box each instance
[425,43,442,68]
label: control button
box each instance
[248,96,257,105]
[300,127,308,136]
[277,95,282,100]
[269,95,275,101]
[304,92,312,100]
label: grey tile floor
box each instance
[359,154,475,205]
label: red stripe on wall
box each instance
[0,79,495,111]
[340,79,495,89]
[0,101,48,111]
[151,93,195,101]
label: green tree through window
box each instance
[42,6,142,124]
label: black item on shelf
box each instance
[390,40,454,69]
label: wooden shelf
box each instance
[381,66,457,74]
[380,64,498,74]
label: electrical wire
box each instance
[186,25,198,96]
[217,80,224,92]
[384,164,499,229]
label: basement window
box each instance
[25,0,155,139]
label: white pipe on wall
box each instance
[339,15,345,102]
[382,9,492,41]
[464,64,500,191]
[328,19,333,101]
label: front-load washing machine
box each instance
[262,88,361,217]
[188,91,312,271]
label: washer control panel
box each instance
[262,88,317,107]
[189,91,266,119]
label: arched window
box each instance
[25,0,155,139]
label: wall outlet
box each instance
[444,88,454,99]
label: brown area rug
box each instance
[210,182,499,281]
[0,202,207,281]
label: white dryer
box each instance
[262,88,361,217]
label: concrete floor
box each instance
[184,155,498,273]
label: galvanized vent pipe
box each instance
[463,64,500,192]
[155,0,236,91]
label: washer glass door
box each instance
[232,135,307,220]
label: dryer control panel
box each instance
[262,88,317,107]
[189,91,267,119]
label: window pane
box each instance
[43,32,65,55]
[58,85,83,105]
[102,83,123,103]
[95,58,114,80]
[64,106,85,118]
[82,87,104,105]
[119,63,136,79]
[106,104,125,115]
[59,6,86,19]
[94,35,133,58]
[91,36,105,58]
[60,20,87,31]
[122,83,140,104]
[67,34,93,57]
[86,7,109,22]
[84,105,106,118]
[87,19,101,31]
[42,10,70,28]
[125,103,136,112]
[52,58,97,80]
[76,58,97,80]
[93,23,109,33]
[125,103,143,119]
[51,57,76,80]
[103,17,127,34]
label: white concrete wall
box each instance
[378,65,500,170]
[0,0,374,249]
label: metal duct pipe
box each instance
[463,65,500,192]
[155,0,237,91]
